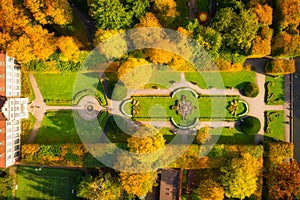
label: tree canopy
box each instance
[194,178,224,200]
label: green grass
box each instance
[208,127,256,144]
[145,71,181,89]
[34,111,81,144]
[34,72,101,104]
[16,166,82,200]
[21,72,35,102]
[198,0,209,12]
[265,110,285,140]
[185,70,256,89]
[265,75,284,105]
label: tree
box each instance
[89,0,132,29]
[77,171,121,200]
[268,160,300,200]
[250,26,273,56]
[24,0,73,25]
[272,31,300,57]
[241,116,261,134]
[145,48,174,64]
[127,125,165,154]
[89,0,149,29]
[244,82,259,97]
[195,126,210,144]
[120,171,157,197]
[220,153,260,199]
[135,12,162,28]
[0,170,12,199]
[265,59,296,75]
[211,7,259,53]
[254,4,272,25]
[118,58,152,89]
[152,0,178,27]
[280,0,300,27]
[194,178,224,200]
[57,36,82,61]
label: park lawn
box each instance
[265,75,284,105]
[16,166,82,200]
[208,127,256,144]
[265,110,285,141]
[34,72,101,103]
[198,0,209,12]
[145,71,181,89]
[34,111,81,144]
[185,70,256,89]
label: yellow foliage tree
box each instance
[7,35,35,63]
[251,36,271,57]
[254,4,272,25]
[118,58,152,89]
[220,153,261,199]
[265,59,296,75]
[152,0,178,26]
[24,0,72,25]
[194,178,225,200]
[120,171,157,197]
[195,126,210,144]
[145,48,174,64]
[57,36,81,61]
[135,12,162,28]
[280,0,300,27]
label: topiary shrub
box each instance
[241,116,261,134]
[111,83,127,101]
[244,82,259,97]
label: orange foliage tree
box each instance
[24,0,73,25]
[194,178,225,200]
[254,4,272,25]
[265,59,296,75]
[57,36,81,61]
[280,0,300,27]
[272,31,300,57]
[268,160,300,200]
[135,12,162,28]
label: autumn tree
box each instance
[194,178,224,200]
[57,36,82,61]
[195,126,210,144]
[265,59,296,75]
[220,153,260,199]
[268,160,300,200]
[77,171,121,200]
[120,171,158,198]
[118,58,152,89]
[254,4,272,25]
[250,26,273,57]
[135,12,162,28]
[24,0,73,25]
[152,0,178,27]
[280,0,300,27]
[144,47,174,65]
[272,31,300,57]
[127,125,165,154]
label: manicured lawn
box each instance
[265,75,284,105]
[185,70,256,89]
[208,127,256,144]
[34,72,102,105]
[34,111,81,144]
[198,0,209,12]
[265,110,285,140]
[16,166,82,200]
[145,71,181,89]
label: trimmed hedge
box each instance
[244,82,259,97]
[241,116,261,134]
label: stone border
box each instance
[171,87,199,98]
[120,99,133,117]
[237,100,249,117]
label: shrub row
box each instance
[21,144,86,167]
[44,99,73,106]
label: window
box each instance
[0,128,2,133]
[0,62,3,66]
[0,154,2,158]
[0,141,2,145]
[0,87,3,91]
[0,74,2,78]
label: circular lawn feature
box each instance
[241,116,261,134]
[198,11,209,23]
[244,82,259,97]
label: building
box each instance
[0,53,28,168]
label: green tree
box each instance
[241,116,261,134]
[220,153,260,199]
[0,170,12,199]
[77,171,121,200]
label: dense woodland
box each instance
[0,0,299,74]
